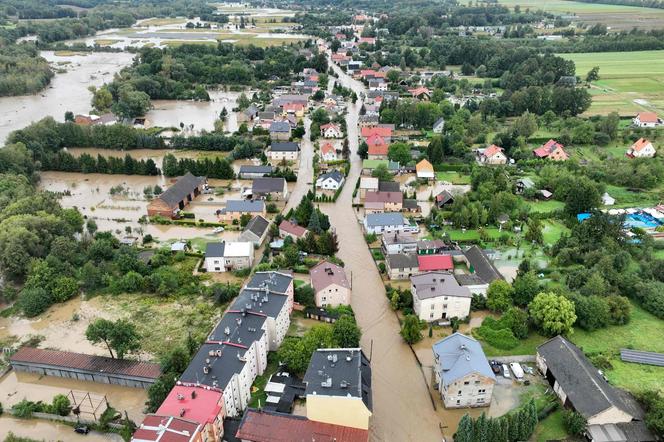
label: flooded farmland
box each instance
[0,51,134,144]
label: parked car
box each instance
[502,364,511,378]
[74,425,90,435]
[213,227,225,233]
[489,360,501,374]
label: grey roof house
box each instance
[252,177,288,199]
[463,245,502,283]
[239,165,274,179]
[432,333,495,409]
[239,215,270,246]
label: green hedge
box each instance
[474,323,519,350]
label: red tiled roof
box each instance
[636,112,659,123]
[361,126,392,138]
[236,410,369,442]
[310,261,350,292]
[417,255,454,272]
[279,220,308,238]
[533,139,564,158]
[320,123,339,131]
[630,137,651,152]
[11,347,161,379]
[409,87,430,97]
[321,143,336,155]
[483,144,503,158]
[156,386,222,426]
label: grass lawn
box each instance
[529,199,564,214]
[248,354,280,408]
[533,410,568,442]
[560,50,664,115]
[436,171,470,185]
[571,301,664,394]
[542,220,569,245]
[445,227,507,242]
[604,184,664,208]
[479,331,548,357]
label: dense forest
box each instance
[0,44,52,96]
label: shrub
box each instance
[19,287,53,317]
[563,410,586,436]
[474,324,519,350]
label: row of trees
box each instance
[162,154,234,179]
[41,152,160,176]
[455,400,538,442]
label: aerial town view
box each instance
[1,0,664,441]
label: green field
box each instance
[533,410,568,442]
[572,301,664,394]
[542,220,569,244]
[436,171,471,184]
[529,199,565,214]
[560,50,664,115]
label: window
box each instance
[464,381,469,385]
[475,380,480,385]
[477,398,485,404]
[458,390,462,395]
[456,400,461,405]
[431,304,435,310]
[430,312,434,319]
[444,297,448,300]
[478,389,486,394]
[443,304,448,309]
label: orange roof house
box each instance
[626,138,656,158]
[361,126,392,139]
[533,139,568,161]
[366,134,389,158]
[408,87,431,100]
[416,159,434,179]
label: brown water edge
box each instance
[0,51,134,144]
[0,296,117,356]
[0,370,147,422]
[0,415,122,441]
[38,171,291,242]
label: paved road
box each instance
[320,60,443,442]
[285,116,313,212]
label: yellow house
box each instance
[303,348,372,430]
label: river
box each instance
[324,59,444,442]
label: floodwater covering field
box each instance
[561,50,664,115]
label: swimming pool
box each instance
[625,211,662,229]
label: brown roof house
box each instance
[147,173,206,218]
[279,219,308,240]
[310,261,351,307]
[364,190,403,214]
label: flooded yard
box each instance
[0,415,122,441]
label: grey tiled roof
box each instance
[365,212,406,227]
[205,242,225,258]
[223,200,265,213]
[386,253,419,270]
[244,215,269,237]
[433,333,495,387]
[271,142,299,152]
[158,173,205,208]
[463,245,502,283]
[253,177,286,194]
[411,272,472,300]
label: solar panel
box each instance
[620,348,664,367]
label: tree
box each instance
[524,218,543,244]
[371,163,392,181]
[388,142,411,165]
[486,280,513,312]
[586,66,600,82]
[237,92,250,110]
[529,292,577,337]
[358,141,368,159]
[512,271,540,306]
[307,208,321,234]
[89,85,113,112]
[512,111,538,139]
[606,295,631,325]
[64,111,74,122]
[400,314,422,344]
[19,287,52,317]
[563,410,586,435]
[455,414,474,442]
[112,85,151,120]
[333,315,361,347]
[564,177,601,215]
[85,318,141,359]
[51,394,71,416]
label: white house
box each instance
[320,142,338,162]
[602,192,615,206]
[316,170,345,191]
[204,241,254,272]
[433,333,495,409]
[626,138,656,158]
[309,261,351,307]
[416,159,435,180]
[363,212,414,234]
[633,112,663,128]
[268,142,300,162]
[476,144,508,165]
[433,117,445,134]
[320,123,343,138]
[411,272,472,322]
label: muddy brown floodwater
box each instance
[323,59,443,442]
[0,415,123,441]
[0,51,134,144]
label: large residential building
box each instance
[310,261,351,307]
[432,333,495,409]
[364,190,403,213]
[626,138,656,158]
[269,121,292,140]
[218,200,266,222]
[411,272,472,321]
[536,336,646,427]
[363,212,414,234]
[303,349,372,430]
[204,241,254,272]
[155,386,225,441]
[132,415,201,442]
[268,142,300,162]
[244,271,295,315]
[147,173,206,218]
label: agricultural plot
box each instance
[560,50,664,115]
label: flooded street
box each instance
[0,415,122,441]
[322,60,443,442]
[0,51,134,144]
[285,117,313,212]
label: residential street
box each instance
[319,61,444,442]
[285,116,313,212]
